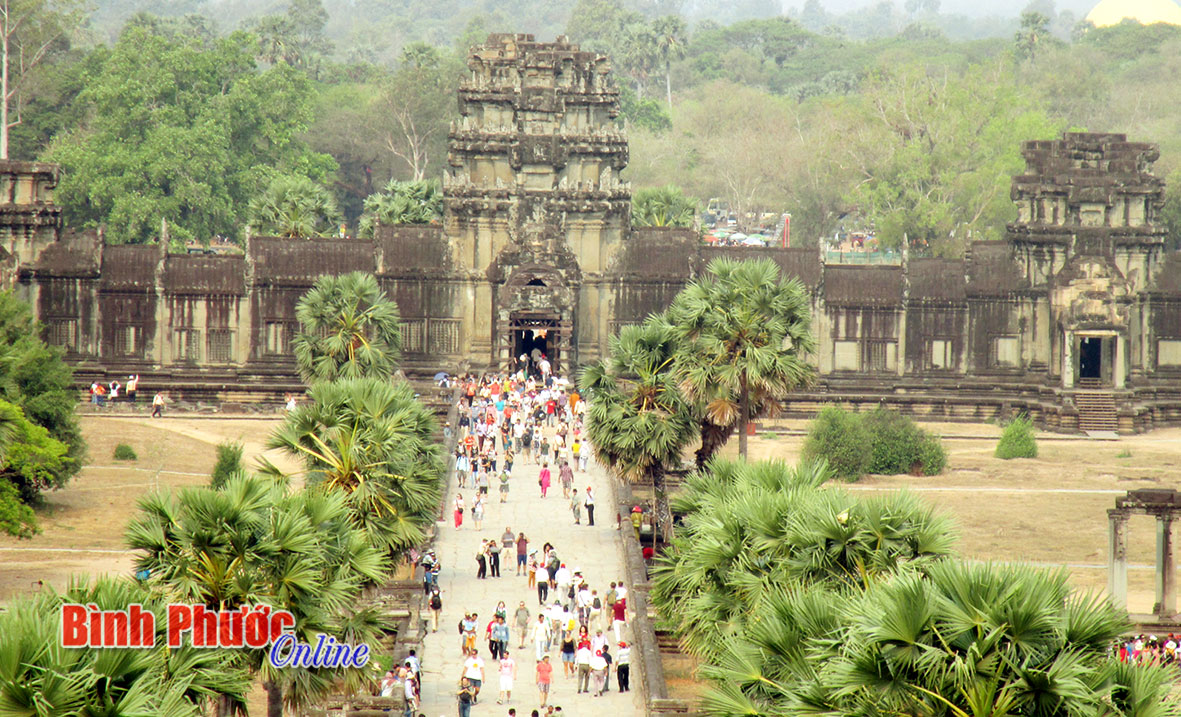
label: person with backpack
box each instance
[428,588,443,633]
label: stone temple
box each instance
[2,33,1181,433]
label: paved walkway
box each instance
[414,453,643,717]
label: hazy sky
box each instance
[784,0,1099,17]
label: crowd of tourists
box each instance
[1116,634,1181,665]
[425,362,633,716]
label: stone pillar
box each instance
[1063,331,1074,388]
[1114,334,1126,389]
[1108,509,1128,609]
[1155,514,1176,616]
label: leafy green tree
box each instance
[266,378,443,558]
[632,184,697,227]
[0,291,81,503]
[619,84,672,132]
[1015,10,1056,62]
[1162,170,1181,252]
[849,61,1063,256]
[0,0,86,159]
[0,575,250,715]
[358,178,443,237]
[210,441,244,489]
[0,477,34,537]
[580,317,697,485]
[252,0,332,72]
[126,475,388,717]
[248,173,342,238]
[668,257,816,460]
[46,25,334,244]
[292,272,402,384]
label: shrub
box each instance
[804,405,947,480]
[802,405,871,480]
[863,407,947,476]
[210,441,244,489]
[995,415,1038,459]
[0,480,37,537]
[113,444,137,461]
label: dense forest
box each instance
[8,0,1181,256]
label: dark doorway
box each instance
[513,328,553,376]
[1079,336,1102,380]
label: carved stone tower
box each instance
[444,33,631,370]
[0,161,62,289]
[1007,132,1168,390]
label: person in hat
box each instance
[616,641,631,692]
[630,506,643,541]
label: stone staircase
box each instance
[1076,390,1118,433]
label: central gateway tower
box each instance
[444,34,630,371]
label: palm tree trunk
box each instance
[665,60,672,109]
[738,375,749,459]
[265,678,283,717]
[694,420,734,470]
[215,695,235,717]
[650,465,672,544]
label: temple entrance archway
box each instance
[509,313,562,376]
[1079,336,1104,382]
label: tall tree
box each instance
[371,44,460,181]
[266,378,444,558]
[0,0,83,159]
[1015,10,1053,62]
[668,258,816,460]
[291,272,402,384]
[652,15,686,108]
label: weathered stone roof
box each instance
[248,237,374,284]
[824,265,903,305]
[34,229,100,276]
[100,244,160,291]
[1151,253,1181,294]
[375,224,451,277]
[966,241,1027,295]
[164,255,246,295]
[909,258,967,301]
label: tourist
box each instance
[380,669,398,697]
[570,488,581,525]
[126,374,139,403]
[475,542,488,579]
[489,536,502,577]
[457,677,475,717]
[150,391,163,417]
[530,613,550,660]
[574,641,592,693]
[612,588,628,642]
[616,642,630,692]
[590,649,607,696]
[454,493,466,529]
[455,451,470,489]
[462,649,485,704]
[559,461,573,497]
[109,380,120,402]
[601,644,612,692]
[461,613,478,654]
[472,494,485,530]
[428,588,442,633]
[499,469,511,502]
[585,486,595,526]
[515,532,529,576]
[536,561,550,604]
[560,629,576,678]
[497,649,516,704]
[630,506,643,541]
[538,462,551,497]
[536,655,553,708]
[513,601,530,648]
[491,616,510,660]
[284,393,296,411]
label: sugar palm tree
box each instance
[125,475,388,717]
[358,179,443,237]
[632,185,697,228]
[652,458,954,661]
[652,15,686,108]
[292,272,402,384]
[266,377,443,558]
[0,575,250,716]
[669,257,816,461]
[248,174,342,239]
[580,318,696,484]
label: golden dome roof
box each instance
[1086,0,1181,27]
